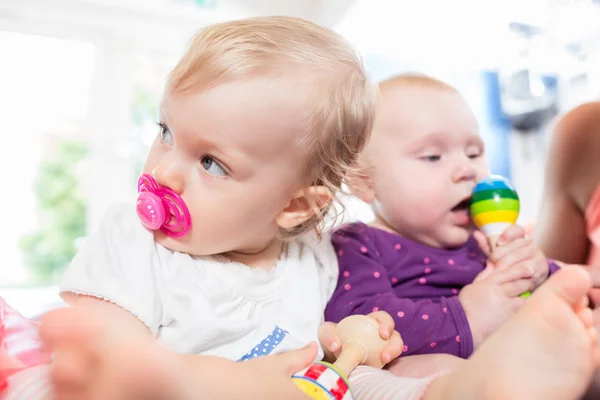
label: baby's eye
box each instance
[467,148,484,159]
[421,155,441,162]
[158,123,173,146]
[201,156,228,177]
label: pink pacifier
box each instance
[136,173,191,238]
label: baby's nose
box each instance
[153,160,184,194]
[452,164,477,183]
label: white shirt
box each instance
[60,204,338,361]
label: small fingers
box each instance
[503,279,534,298]
[381,330,403,364]
[317,322,341,353]
[368,311,395,339]
[491,239,536,270]
[491,262,534,284]
[280,342,319,376]
[473,230,491,257]
[474,261,495,283]
[496,224,526,247]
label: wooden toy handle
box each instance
[333,340,368,377]
[332,315,393,377]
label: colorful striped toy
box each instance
[292,361,353,400]
[470,175,520,248]
[470,175,529,297]
[292,315,391,400]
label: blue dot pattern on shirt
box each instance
[237,326,289,362]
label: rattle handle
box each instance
[488,235,499,250]
[333,340,367,378]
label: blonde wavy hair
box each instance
[167,16,377,238]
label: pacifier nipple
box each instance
[137,191,167,231]
[136,173,192,238]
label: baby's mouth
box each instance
[451,197,471,212]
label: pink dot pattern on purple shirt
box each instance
[333,226,477,359]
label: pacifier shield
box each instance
[136,173,191,238]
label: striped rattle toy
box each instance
[292,315,391,400]
[470,175,529,297]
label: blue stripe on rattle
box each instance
[473,175,514,193]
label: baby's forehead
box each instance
[380,83,458,107]
[374,91,477,140]
[380,83,472,119]
[161,79,311,159]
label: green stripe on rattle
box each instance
[470,188,519,204]
[470,198,520,216]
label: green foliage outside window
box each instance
[19,139,88,284]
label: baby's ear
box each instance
[347,166,376,204]
[275,186,331,230]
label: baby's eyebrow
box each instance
[405,132,447,151]
[466,134,484,147]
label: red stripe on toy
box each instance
[304,363,327,381]
[330,376,349,400]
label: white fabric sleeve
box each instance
[59,203,163,334]
[302,234,339,307]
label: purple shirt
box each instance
[324,222,560,359]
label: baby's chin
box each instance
[153,232,209,256]
[437,227,474,249]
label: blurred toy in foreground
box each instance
[293,315,392,399]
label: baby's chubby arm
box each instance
[62,293,151,339]
[41,296,318,400]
